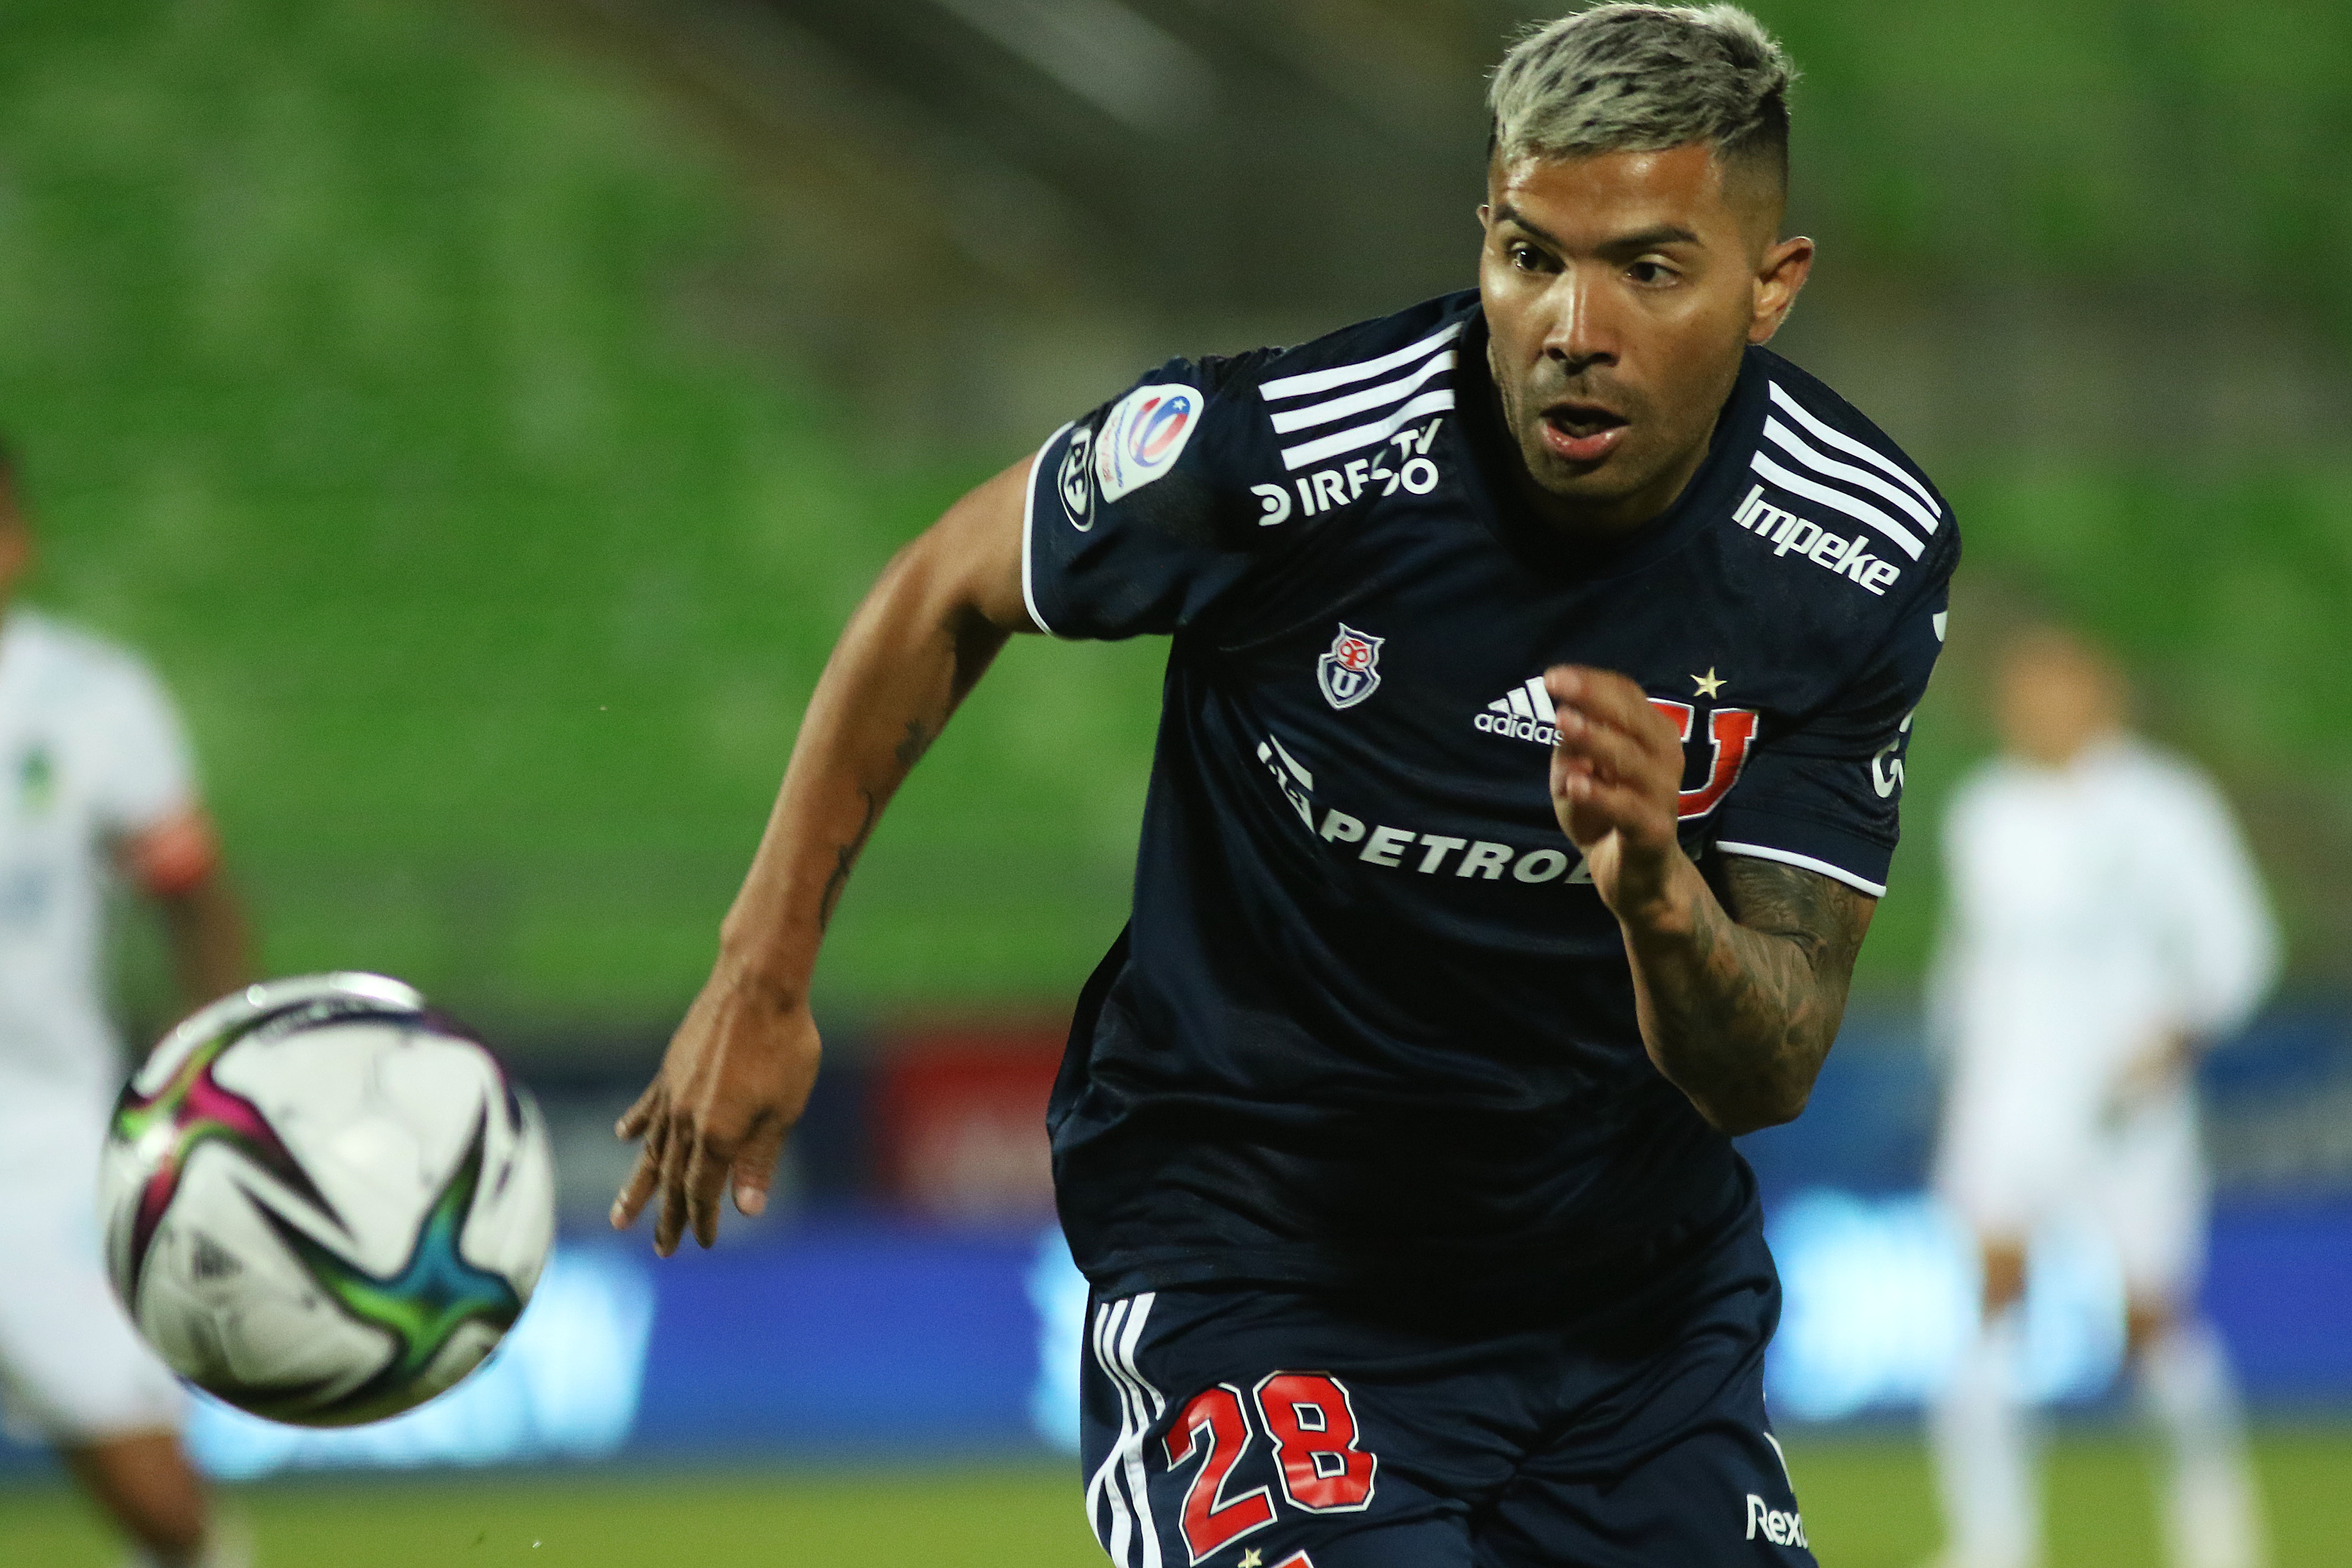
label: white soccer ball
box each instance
[98,973,555,1427]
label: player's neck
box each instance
[2015,726,2127,771]
[1505,403,1722,544]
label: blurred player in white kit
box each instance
[1927,621,2278,1568]
[0,445,252,1566]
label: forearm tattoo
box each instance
[818,719,933,932]
[818,788,881,932]
[1638,857,1874,1131]
[893,716,934,771]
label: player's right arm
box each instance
[122,807,252,1009]
[85,646,254,1010]
[611,457,1037,1256]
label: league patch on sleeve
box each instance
[1094,382,1200,502]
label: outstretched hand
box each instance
[1544,665,1690,923]
[611,965,822,1256]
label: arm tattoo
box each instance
[1717,856,1873,975]
[894,718,933,771]
[818,789,881,932]
[1635,858,1875,1133]
[820,721,936,932]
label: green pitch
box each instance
[3,1433,2348,1566]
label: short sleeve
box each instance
[1022,353,1289,641]
[1711,579,1952,898]
[85,654,198,838]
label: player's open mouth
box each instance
[1540,403,1627,464]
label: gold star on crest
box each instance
[1239,1552,1264,1568]
[1691,667,1726,699]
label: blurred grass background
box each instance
[0,0,2344,1038]
[0,0,1172,1031]
[8,1436,2352,1567]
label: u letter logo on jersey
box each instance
[1316,625,1384,710]
[1649,700,1761,819]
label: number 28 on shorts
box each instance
[1164,1372,1377,1563]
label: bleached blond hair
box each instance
[1488,4,1797,185]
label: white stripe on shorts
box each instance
[1085,1299,1134,1561]
[1085,1293,1165,1568]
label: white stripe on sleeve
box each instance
[1715,840,1888,898]
[1267,351,1455,435]
[1762,416,1942,538]
[1765,383,1941,518]
[1280,388,1456,471]
[1750,451,1926,561]
[1259,321,1464,402]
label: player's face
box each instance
[1996,633,2123,767]
[1479,144,1811,535]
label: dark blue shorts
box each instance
[1077,1217,1814,1568]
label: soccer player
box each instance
[0,444,253,1568]
[1928,623,2276,1568]
[616,6,1957,1562]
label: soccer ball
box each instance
[99,973,555,1427]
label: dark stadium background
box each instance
[2,2,2348,1564]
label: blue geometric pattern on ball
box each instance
[246,1113,523,1425]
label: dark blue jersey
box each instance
[1026,289,1957,1303]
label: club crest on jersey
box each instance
[1055,425,1094,530]
[1094,382,1199,503]
[1317,625,1384,710]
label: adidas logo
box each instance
[1473,677,1559,745]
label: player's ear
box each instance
[1747,234,1814,345]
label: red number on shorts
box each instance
[1254,1372,1377,1513]
[1164,1383,1278,1564]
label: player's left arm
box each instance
[1545,665,1873,1136]
[2112,770,2282,1112]
[119,805,253,1011]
